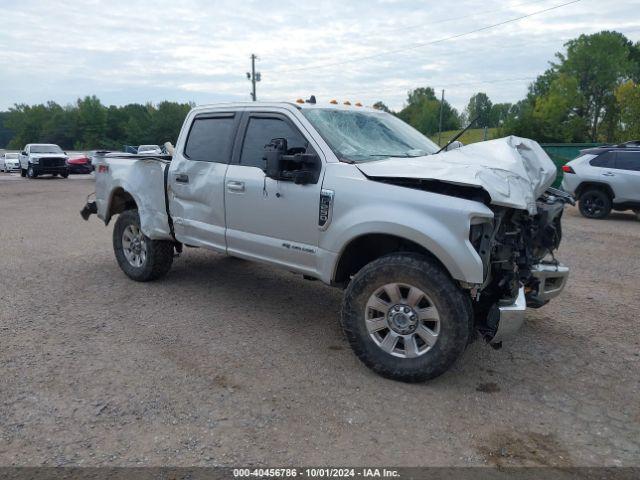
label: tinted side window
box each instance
[240,117,310,168]
[184,116,235,163]
[615,152,640,172]
[590,152,615,168]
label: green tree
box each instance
[372,101,392,113]
[465,93,492,128]
[489,102,512,128]
[532,74,587,142]
[398,87,460,137]
[615,80,640,141]
[76,96,107,149]
[150,101,192,144]
[554,31,636,141]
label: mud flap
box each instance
[80,201,97,221]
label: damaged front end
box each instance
[470,187,573,345]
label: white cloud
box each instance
[0,0,639,111]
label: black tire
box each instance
[341,253,472,383]
[579,189,611,219]
[61,173,69,178]
[113,209,174,282]
[27,166,37,178]
[20,168,26,177]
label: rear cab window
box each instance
[184,114,237,163]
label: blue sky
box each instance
[1,0,639,113]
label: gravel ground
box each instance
[0,173,639,467]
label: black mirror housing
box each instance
[264,137,287,179]
[264,138,321,185]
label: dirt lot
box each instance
[0,173,639,467]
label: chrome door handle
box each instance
[175,173,189,183]
[602,172,615,177]
[226,180,245,193]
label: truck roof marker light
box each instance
[355,102,363,107]
[330,99,338,104]
[296,98,304,104]
[344,101,351,106]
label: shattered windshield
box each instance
[302,108,439,162]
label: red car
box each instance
[67,154,94,174]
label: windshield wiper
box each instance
[368,153,413,158]
[436,116,479,154]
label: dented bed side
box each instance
[94,154,173,240]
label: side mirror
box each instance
[264,137,287,179]
[445,141,464,151]
[264,137,320,185]
[21,151,27,155]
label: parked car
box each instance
[81,101,571,382]
[67,154,94,174]
[561,143,640,219]
[19,144,69,178]
[2,152,21,172]
[137,145,162,155]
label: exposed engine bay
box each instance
[469,187,574,341]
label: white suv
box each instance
[561,145,640,219]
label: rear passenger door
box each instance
[613,151,640,202]
[168,112,240,252]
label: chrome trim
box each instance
[530,263,570,303]
[318,189,334,230]
[491,287,527,343]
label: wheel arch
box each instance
[332,233,456,286]
[105,186,139,224]
[575,181,615,200]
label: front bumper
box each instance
[4,164,20,172]
[527,263,570,307]
[69,164,94,174]
[33,165,70,175]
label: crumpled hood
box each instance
[356,136,557,214]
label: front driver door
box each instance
[224,112,324,276]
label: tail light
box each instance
[562,165,575,174]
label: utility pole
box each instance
[246,54,261,101]
[437,89,445,146]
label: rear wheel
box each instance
[341,253,471,382]
[113,209,174,282]
[579,189,611,219]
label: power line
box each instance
[367,0,552,36]
[270,0,581,74]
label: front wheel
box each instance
[20,168,26,177]
[341,253,472,382]
[113,209,174,282]
[61,172,69,178]
[27,166,37,178]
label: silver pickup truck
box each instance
[82,101,571,382]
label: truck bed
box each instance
[93,153,174,240]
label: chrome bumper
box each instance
[490,287,527,343]
[528,263,570,305]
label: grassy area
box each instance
[429,128,500,146]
